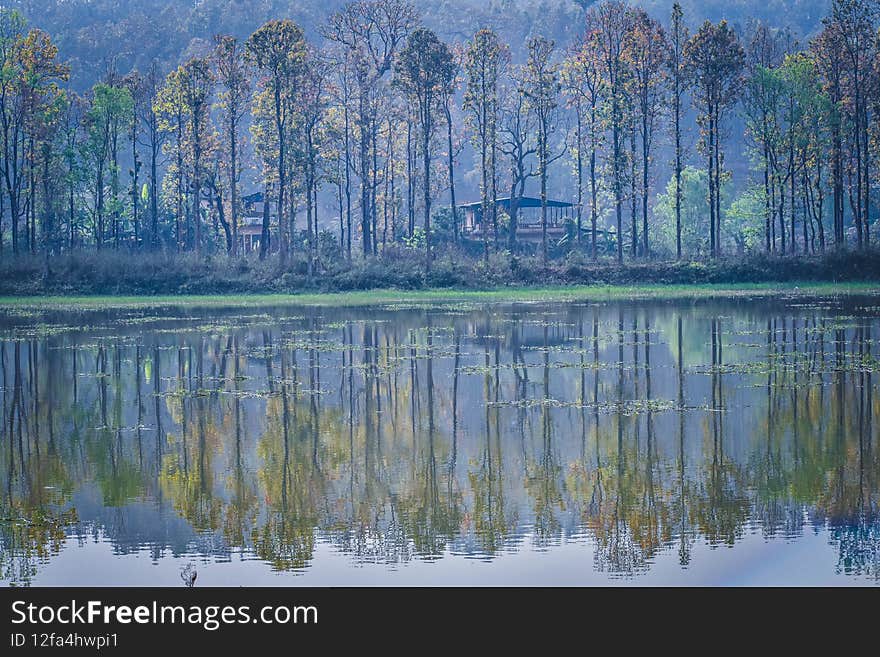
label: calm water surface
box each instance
[1,294,878,586]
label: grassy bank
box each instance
[1,247,879,301]
[1,281,878,310]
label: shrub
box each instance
[1,247,879,296]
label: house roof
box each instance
[458,196,574,210]
[242,191,264,204]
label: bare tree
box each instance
[325,0,418,257]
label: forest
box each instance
[1,0,880,294]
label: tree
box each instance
[561,50,585,250]
[812,22,847,248]
[325,44,356,259]
[799,55,831,253]
[0,14,68,254]
[668,3,689,259]
[137,63,165,250]
[587,1,632,263]
[685,20,745,257]
[565,30,605,260]
[247,19,307,264]
[59,91,86,249]
[20,29,68,254]
[214,35,250,257]
[780,52,817,254]
[123,70,144,249]
[155,67,186,251]
[101,68,127,250]
[464,28,507,261]
[325,0,418,257]
[394,27,455,275]
[499,75,537,252]
[176,57,214,256]
[623,8,668,258]
[521,35,561,265]
[0,8,27,253]
[440,52,461,246]
[84,82,132,249]
[298,49,330,276]
[743,22,785,254]
[828,0,877,249]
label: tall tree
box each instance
[623,8,668,258]
[299,49,330,276]
[176,57,214,256]
[780,52,814,254]
[499,76,537,252]
[326,44,356,259]
[565,30,605,259]
[0,9,27,254]
[101,68,127,250]
[214,35,250,257]
[123,70,144,249]
[587,1,632,263]
[0,14,68,255]
[155,67,186,251]
[521,35,561,266]
[59,91,85,250]
[668,3,689,259]
[440,53,461,245]
[464,28,507,261]
[137,62,165,250]
[829,0,876,249]
[247,19,307,265]
[685,20,745,257]
[812,23,847,248]
[743,22,785,254]
[20,29,69,254]
[394,27,455,275]
[84,82,132,249]
[325,0,418,257]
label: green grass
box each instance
[1,281,877,310]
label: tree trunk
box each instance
[359,90,372,256]
[193,116,202,257]
[444,98,458,244]
[590,107,598,260]
[576,100,583,246]
[111,126,120,250]
[131,119,139,249]
[789,134,795,255]
[276,86,287,266]
[423,110,432,275]
[150,120,159,249]
[708,109,715,258]
[674,72,682,260]
[630,122,637,259]
[641,109,649,259]
[540,127,548,266]
[480,114,489,264]
[763,145,771,253]
[230,116,238,257]
[343,102,352,260]
[259,184,270,260]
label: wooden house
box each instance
[458,196,615,247]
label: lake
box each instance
[1,292,878,586]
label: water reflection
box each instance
[0,296,878,585]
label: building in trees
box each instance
[459,196,612,248]
[236,191,278,253]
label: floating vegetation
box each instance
[456,360,630,375]
[2,290,880,585]
[487,397,677,414]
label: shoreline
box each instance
[1,281,879,310]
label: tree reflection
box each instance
[0,298,878,584]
